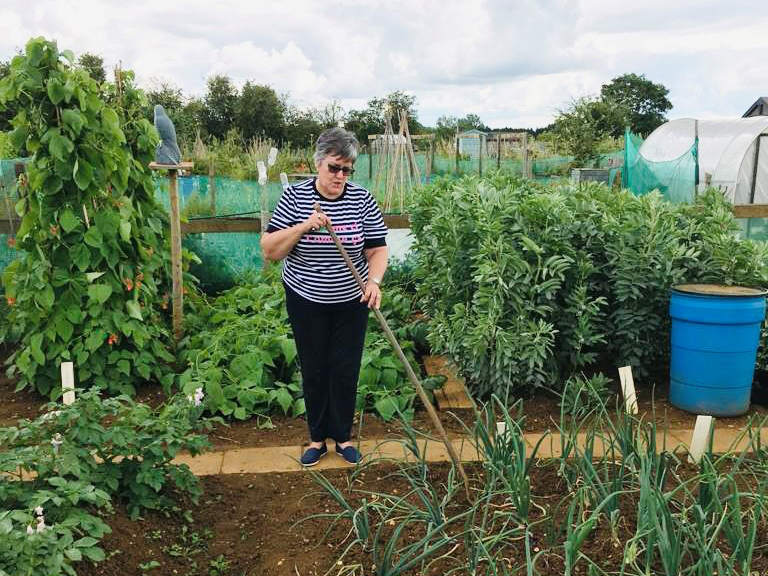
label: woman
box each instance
[260,127,388,466]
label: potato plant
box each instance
[0,38,176,395]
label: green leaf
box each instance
[9,125,28,150]
[59,209,79,233]
[374,396,399,421]
[291,398,306,417]
[49,133,74,161]
[84,226,103,247]
[30,333,45,365]
[81,546,105,562]
[126,300,143,320]
[85,271,105,282]
[73,157,94,190]
[35,284,55,310]
[61,108,85,136]
[88,283,112,304]
[86,330,105,352]
[119,220,131,243]
[46,78,66,104]
[274,388,293,414]
[55,317,73,341]
[65,548,82,562]
[72,244,91,271]
[117,359,130,375]
[233,407,247,420]
[279,338,297,364]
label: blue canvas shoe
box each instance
[300,443,327,467]
[335,443,361,464]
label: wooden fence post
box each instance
[149,161,194,344]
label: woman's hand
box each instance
[360,281,382,309]
[303,212,331,233]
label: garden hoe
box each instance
[314,203,472,501]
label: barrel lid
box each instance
[673,283,768,297]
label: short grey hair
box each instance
[314,127,359,166]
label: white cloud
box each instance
[1,0,767,128]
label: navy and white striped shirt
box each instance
[266,178,388,303]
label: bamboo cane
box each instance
[313,203,473,501]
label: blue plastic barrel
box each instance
[669,284,767,416]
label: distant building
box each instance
[743,97,768,117]
[457,129,488,158]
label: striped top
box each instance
[266,178,388,303]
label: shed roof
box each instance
[458,129,488,137]
[743,97,768,118]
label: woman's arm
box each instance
[361,245,388,309]
[260,212,330,262]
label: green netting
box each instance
[623,129,698,203]
[0,158,28,285]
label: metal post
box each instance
[497,133,501,170]
[749,135,763,204]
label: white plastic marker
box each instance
[267,147,278,167]
[61,362,76,405]
[279,172,289,188]
[617,366,639,414]
[257,161,267,186]
[688,415,714,463]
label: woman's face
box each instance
[315,154,354,196]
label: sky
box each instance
[1,0,767,129]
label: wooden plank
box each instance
[149,161,194,170]
[733,204,768,218]
[180,213,411,234]
[422,355,474,410]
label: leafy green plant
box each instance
[410,174,768,398]
[0,388,213,575]
[0,37,177,396]
[558,372,612,420]
[181,267,429,422]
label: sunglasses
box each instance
[327,163,355,176]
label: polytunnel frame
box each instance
[638,117,768,205]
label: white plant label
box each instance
[257,161,267,186]
[280,172,289,188]
[61,362,76,406]
[268,147,278,167]
[618,366,638,414]
[688,415,714,464]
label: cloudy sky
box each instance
[1,0,767,129]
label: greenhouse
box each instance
[627,117,768,204]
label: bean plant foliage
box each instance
[410,173,768,398]
[0,38,177,396]
[180,264,440,423]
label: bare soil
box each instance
[74,461,768,576]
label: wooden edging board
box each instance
[3,206,768,235]
[422,355,474,410]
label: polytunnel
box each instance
[632,117,768,204]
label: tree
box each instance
[202,74,238,140]
[283,105,324,149]
[235,82,285,142]
[345,91,421,142]
[77,52,106,83]
[549,97,624,167]
[435,114,489,142]
[600,73,672,137]
[144,80,190,145]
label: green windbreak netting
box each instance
[623,129,698,203]
[0,158,28,282]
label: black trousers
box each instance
[284,284,369,443]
